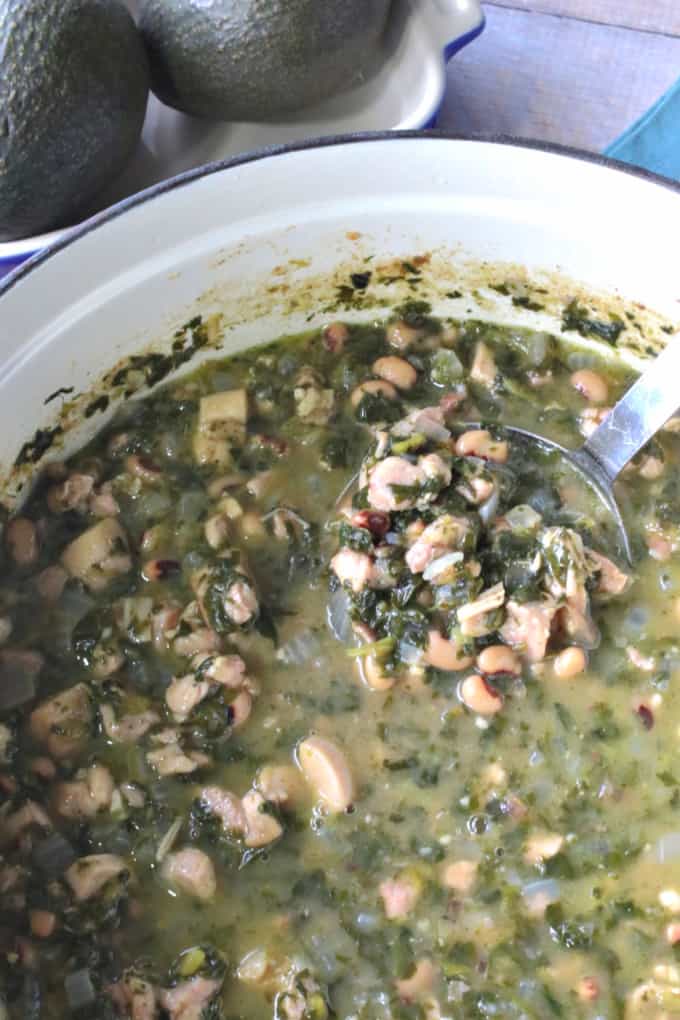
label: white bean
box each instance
[373,356,417,390]
[455,429,508,463]
[571,369,608,404]
[357,655,395,691]
[477,644,520,676]
[459,674,503,715]
[553,646,587,678]
[351,379,398,408]
[425,630,473,672]
[297,736,355,812]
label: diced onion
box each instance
[397,640,423,665]
[156,816,184,863]
[523,331,551,367]
[655,832,680,863]
[478,488,500,525]
[423,551,464,582]
[522,878,560,907]
[326,589,352,643]
[277,630,322,665]
[505,504,542,534]
[430,348,464,386]
[178,490,206,522]
[138,490,172,519]
[355,911,379,932]
[623,606,648,637]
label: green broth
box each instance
[1,314,679,1020]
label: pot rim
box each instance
[2,129,679,302]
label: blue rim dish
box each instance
[0,12,486,279]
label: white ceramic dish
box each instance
[0,0,484,277]
[0,132,678,509]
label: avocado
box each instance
[138,0,392,121]
[0,0,149,241]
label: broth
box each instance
[1,310,679,1020]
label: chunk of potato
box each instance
[199,389,248,426]
[61,518,130,591]
[30,682,93,759]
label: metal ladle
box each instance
[470,338,680,565]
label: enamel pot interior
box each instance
[0,133,679,510]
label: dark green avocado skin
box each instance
[139,0,392,121]
[0,0,149,241]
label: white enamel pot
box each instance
[0,133,679,510]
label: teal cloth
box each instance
[605,78,680,180]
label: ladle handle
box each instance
[582,338,680,482]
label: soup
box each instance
[1,307,679,1019]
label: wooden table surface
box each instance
[438,0,680,154]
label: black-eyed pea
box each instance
[571,368,609,404]
[296,735,355,812]
[29,909,57,939]
[205,514,230,550]
[372,356,417,391]
[206,473,245,499]
[357,655,395,691]
[237,948,274,986]
[386,320,422,350]
[553,646,587,678]
[647,532,673,561]
[322,322,349,352]
[140,525,164,554]
[577,978,600,1002]
[230,690,252,729]
[125,454,162,482]
[459,673,503,715]
[350,379,398,408]
[5,517,39,567]
[470,341,497,387]
[242,789,283,848]
[142,559,181,583]
[441,859,478,894]
[477,644,521,676]
[256,764,306,808]
[425,629,473,672]
[455,429,508,463]
[246,470,276,500]
[524,831,564,866]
